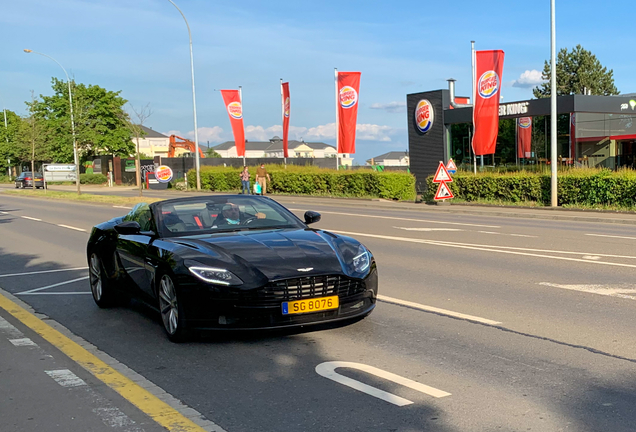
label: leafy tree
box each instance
[14,94,48,179]
[206,147,222,158]
[0,109,25,173]
[34,78,135,163]
[533,45,619,97]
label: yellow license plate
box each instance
[282,296,339,315]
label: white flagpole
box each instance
[471,41,477,174]
[281,78,286,168]
[239,86,245,167]
[335,68,339,170]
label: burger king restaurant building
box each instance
[407,89,636,193]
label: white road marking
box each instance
[21,216,42,221]
[46,369,87,388]
[327,229,636,269]
[582,256,602,260]
[378,294,502,325]
[288,208,500,228]
[586,233,636,240]
[0,267,88,278]
[539,282,636,300]
[10,338,37,347]
[0,316,24,339]
[510,234,538,238]
[57,224,86,232]
[19,292,92,295]
[316,361,451,406]
[0,211,8,214]
[393,227,463,232]
[92,406,140,430]
[113,205,133,209]
[478,231,501,235]
[16,276,89,295]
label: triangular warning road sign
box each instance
[446,159,457,173]
[433,162,453,183]
[434,182,454,200]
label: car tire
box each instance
[157,272,189,342]
[89,253,117,307]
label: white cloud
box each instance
[355,124,397,142]
[369,101,407,113]
[512,70,544,88]
[161,127,225,143]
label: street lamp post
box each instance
[167,0,201,191]
[550,0,558,207]
[23,49,81,195]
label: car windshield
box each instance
[155,196,306,237]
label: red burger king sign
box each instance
[155,165,173,183]
[227,101,243,119]
[415,99,434,133]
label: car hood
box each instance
[173,229,348,280]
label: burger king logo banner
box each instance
[415,99,434,133]
[472,50,505,156]
[281,82,291,158]
[284,97,290,118]
[339,86,358,109]
[220,89,246,156]
[518,117,531,128]
[336,71,361,154]
[155,165,173,183]
[478,70,500,99]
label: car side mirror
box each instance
[114,221,141,235]
[304,211,321,225]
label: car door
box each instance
[115,203,156,298]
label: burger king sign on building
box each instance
[155,165,174,183]
[415,99,434,134]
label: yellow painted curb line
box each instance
[0,292,207,432]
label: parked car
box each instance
[87,195,378,341]
[15,172,44,189]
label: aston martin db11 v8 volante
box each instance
[87,195,377,341]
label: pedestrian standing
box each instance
[255,163,270,195]
[240,166,251,194]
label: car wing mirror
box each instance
[304,211,321,225]
[114,221,141,235]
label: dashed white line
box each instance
[10,338,37,347]
[0,211,8,214]
[288,208,500,228]
[57,224,86,232]
[0,316,24,338]
[478,231,501,235]
[46,369,87,388]
[586,233,636,240]
[393,227,463,232]
[21,216,42,221]
[113,205,133,209]
[0,267,87,278]
[510,234,538,238]
[539,282,636,300]
[378,294,502,325]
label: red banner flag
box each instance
[220,89,245,157]
[336,71,361,154]
[472,50,505,156]
[517,117,532,158]
[281,82,290,158]
[570,113,576,160]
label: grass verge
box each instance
[2,189,162,207]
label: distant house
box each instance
[366,151,410,167]
[213,136,352,166]
[131,126,170,158]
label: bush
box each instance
[425,168,636,208]
[187,165,416,200]
[80,173,108,185]
[0,174,10,184]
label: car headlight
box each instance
[352,245,370,273]
[185,261,243,286]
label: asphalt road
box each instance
[2,191,636,431]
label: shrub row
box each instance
[187,166,416,201]
[80,173,108,184]
[425,169,636,207]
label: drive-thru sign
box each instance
[446,159,457,174]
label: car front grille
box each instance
[239,275,365,307]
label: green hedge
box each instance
[80,173,108,185]
[187,165,416,201]
[425,168,636,207]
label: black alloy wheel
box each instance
[158,273,188,342]
[89,253,116,307]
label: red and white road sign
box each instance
[434,182,454,200]
[433,161,453,183]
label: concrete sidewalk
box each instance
[4,183,636,226]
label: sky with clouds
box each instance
[2,0,635,164]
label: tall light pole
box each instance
[550,0,558,207]
[23,49,81,195]
[167,0,201,191]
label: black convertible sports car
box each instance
[87,195,377,341]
